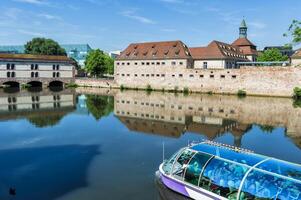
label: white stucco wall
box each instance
[292,58,301,66]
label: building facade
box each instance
[0,54,75,87]
[231,19,258,61]
[291,49,301,66]
[0,44,92,67]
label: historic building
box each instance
[291,49,301,66]
[0,44,92,67]
[190,40,248,69]
[231,19,258,61]
[0,54,75,87]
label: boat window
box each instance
[191,143,264,167]
[256,158,301,181]
[184,152,212,186]
[239,169,301,200]
[162,148,185,175]
[199,158,249,199]
[171,149,195,180]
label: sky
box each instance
[0,0,300,52]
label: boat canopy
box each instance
[162,142,301,200]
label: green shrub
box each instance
[120,84,125,91]
[174,86,179,93]
[237,90,247,97]
[293,87,301,99]
[183,87,189,95]
[207,91,213,95]
[146,84,153,91]
[66,83,78,88]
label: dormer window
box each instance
[126,52,131,57]
[134,45,138,49]
[173,43,177,47]
[152,50,157,57]
[151,44,156,48]
[175,49,180,56]
[143,51,148,56]
[164,50,169,56]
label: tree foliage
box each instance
[85,49,114,77]
[284,19,301,46]
[257,48,288,62]
[86,95,114,120]
[25,38,66,56]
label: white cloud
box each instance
[38,13,61,20]
[17,29,44,37]
[13,0,48,5]
[249,22,266,29]
[120,10,156,24]
[161,28,176,32]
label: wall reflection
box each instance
[113,90,301,148]
[0,88,76,127]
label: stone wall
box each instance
[114,65,301,97]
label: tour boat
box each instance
[157,141,301,200]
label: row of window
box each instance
[7,95,61,104]
[7,72,61,78]
[5,63,60,70]
[117,73,237,79]
[116,61,184,66]
[7,72,16,78]
[116,100,236,114]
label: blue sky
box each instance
[0,0,300,52]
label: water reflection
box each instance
[0,88,300,200]
[0,88,76,127]
[113,90,301,149]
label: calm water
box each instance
[0,87,300,200]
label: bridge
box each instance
[0,77,74,88]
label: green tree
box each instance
[25,38,66,56]
[284,20,301,46]
[257,48,288,62]
[85,49,114,77]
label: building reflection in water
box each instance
[0,88,76,127]
[113,90,301,148]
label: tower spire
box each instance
[239,19,248,38]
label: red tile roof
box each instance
[232,37,256,47]
[190,41,248,60]
[292,49,301,58]
[116,40,192,60]
[0,53,72,63]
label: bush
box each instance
[183,87,189,95]
[120,84,125,91]
[207,91,213,95]
[146,84,153,91]
[237,90,247,97]
[293,87,301,99]
[174,86,179,93]
[66,83,78,88]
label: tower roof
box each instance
[240,19,247,28]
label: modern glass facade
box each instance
[0,44,92,67]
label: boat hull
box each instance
[157,165,226,200]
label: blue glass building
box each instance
[0,44,92,67]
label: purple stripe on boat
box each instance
[161,175,190,197]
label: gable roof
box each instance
[292,49,301,58]
[232,37,256,47]
[0,53,73,63]
[116,40,192,60]
[189,40,248,60]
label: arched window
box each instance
[35,64,38,70]
[7,72,11,77]
[53,72,56,77]
[31,64,34,70]
[35,72,39,77]
[11,72,15,77]
[31,72,35,77]
[56,65,60,70]
[56,72,60,77]
[53,65,56,70]
[6,63,10,70]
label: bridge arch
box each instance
[2,81,20,88]
[49,80,64,88]
[27,81,43,88]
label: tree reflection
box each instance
[27,114,65,128]
[86,95,114,120]
[258,125,275,133]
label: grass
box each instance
[66,83,78,88]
